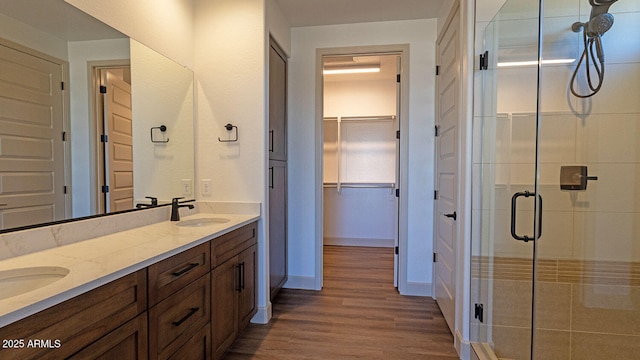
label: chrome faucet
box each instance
[170,197,194,221]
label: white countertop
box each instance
[0,212,259,328]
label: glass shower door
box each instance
[533,0,640,358]
[471,0,543,358]
[474,0,640,359]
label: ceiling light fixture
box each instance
[497,58,576,68]
[323,66,380,75]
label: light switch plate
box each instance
[181,179,193,195]
[202,179,212,196]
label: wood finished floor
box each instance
[224,246,459,359]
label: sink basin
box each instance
[0,266,70,300]
[176,217,230,227]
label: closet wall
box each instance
[323,59,398,247]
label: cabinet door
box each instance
[68,313,148,360]
[211,257,238,360]
[269,40,287,161]
[268,160,287,300]
[238,244,257,329]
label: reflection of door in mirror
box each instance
[0,41,67,230]
[97,68,134,213]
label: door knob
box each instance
[444,211,457,221]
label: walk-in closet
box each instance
[322,53,400,284]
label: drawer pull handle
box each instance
[172,263,199,277]
[172,307,199,327]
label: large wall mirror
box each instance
[0,0,195,232]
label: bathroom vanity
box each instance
[0,206,259,360]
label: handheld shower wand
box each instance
[570,0,618,98]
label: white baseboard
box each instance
[400,281,432,296]
[456,330,471,360]
[283,275,318,290]
[324,237,394,247]
[251,302,272,324]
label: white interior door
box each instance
[0,42,65,229]
[434,8,460,334]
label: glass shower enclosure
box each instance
[471,0,640,358]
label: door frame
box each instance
[315,44,410,292]
[89,61,130,214]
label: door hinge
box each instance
[433,252,437,262]
[63,185,67,194]
[100,134,108,143]
[396,130,400,139]
[62,131,67,141]
[396,74,401,83]
[475,303,484,323]
[101,185,109,193]
[435,125,440,137]
[434,190,439,200]
[479,51,489,71]
[61,82,65,90]
[100,85,107,94]
[395,189,400,198]
[436,65,440,76]
[394,246,399,255]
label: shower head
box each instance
[587,12,614,37]
[589,0,618,20]
[573,0,617,37]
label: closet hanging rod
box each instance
[323,115,396,122]
[323,182,395,189]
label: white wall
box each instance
[194,0,281,324]
[130,39,195,204]
[67,39,130,217]
[288,19,438,295]
[64,0,194,68]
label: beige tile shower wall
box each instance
[485,8,640,262]
[473,256,640,359]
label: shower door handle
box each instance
[510,191,543,242]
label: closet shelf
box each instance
[324,115,396,122]
[323,182,395,189]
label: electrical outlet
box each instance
[202,179,212,196]
[181,179,192,196]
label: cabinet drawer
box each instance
[149,273,210,360]
[148,242,210,305]
[166,323,211,360]
[0,269,146,360]
[211,222,257,268]
[68,312,148,359]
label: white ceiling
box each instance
[274,0,449,27]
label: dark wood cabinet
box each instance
[148,242,210,305]
[68,313,148,360]
[149,273,210,360]
[211,256,238,359]
[0,270,147,360]
[238,244,257,329]
[268,38,288,301]
[210,223,258,360]
[0,221,257,360]
[269,39,287,162]
[268,160,287,299]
